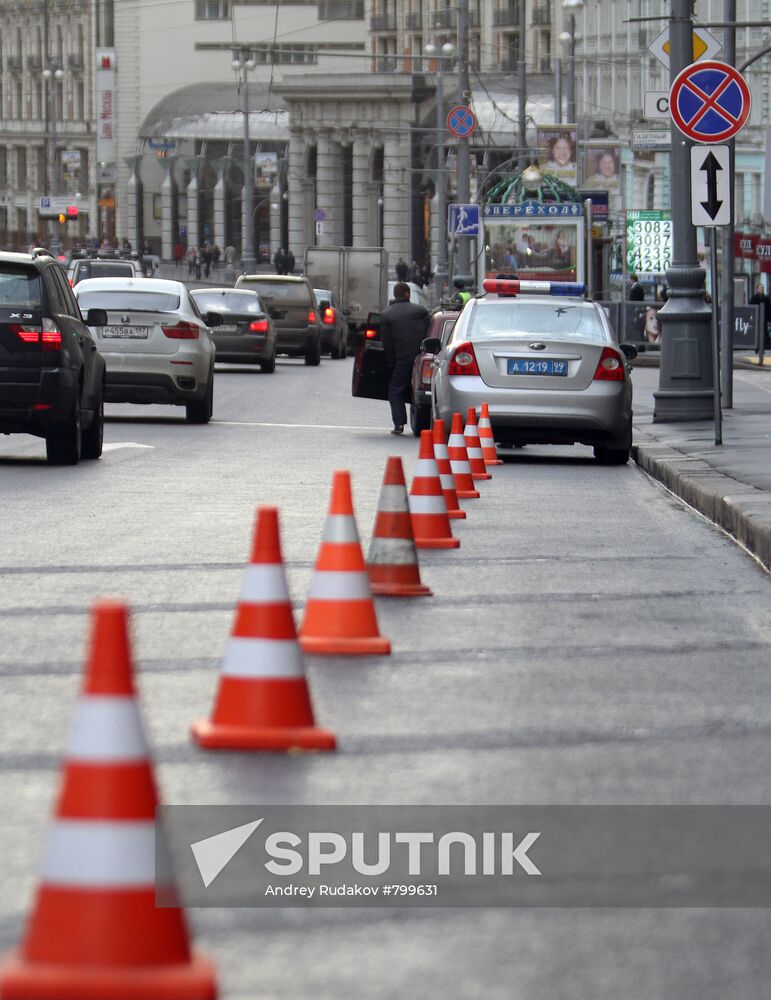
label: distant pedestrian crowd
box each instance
[395,256,430,288]
[182,242,221,279]
[272,248,295,275]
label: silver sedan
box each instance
[431,279,635,464]
[74,277,218,423]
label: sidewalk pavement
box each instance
[631,362,771,572]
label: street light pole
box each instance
[560,0,584,124]
[231,48,257,273]
[42,62,63,249]
[653,0,713,422]
[455,0,472,284]
[425,40,455,303]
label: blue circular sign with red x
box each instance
[447,105,477,138]
[669,60,751,143]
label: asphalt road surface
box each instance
[1,358,770,999]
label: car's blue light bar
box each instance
[482,278,586,298]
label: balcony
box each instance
[27,55,42,72]
[493,9,518,27]
[67,54,84,71]
[532,5,551,26]
[405,11,421,30]
[7,55,22,73]
[433,9,457,30]
[370,12,397,32]
[375,55,398,72]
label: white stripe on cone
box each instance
[413,458,439,477]
[409,494,446,514]
[368,537,417,564]
[439,472,455,489]
[239,564,290,602]
[307,571,372,600]
[449,458,472,473]
[41,820,157,886]
[67,697,148,761]
[221,636,304,679]
[377,485,410,511]
[466,445,483,458]
[322,515,360,544]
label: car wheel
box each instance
[46,397,82,465]
[186,374,213,424]
[304,335,321,366]
[409,400,431,436]
[261,352,276,374]
[81,389,104,460]
[594,445,630,465]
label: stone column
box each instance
[316,130,341,247]
[124,155,143,249]
[269,184,281,260]
[382,136,409,264]
[159,156,176,260]
[351,132,371,247]
[287,126,309,261]
[185,158,200,250]
[213,158,229,254]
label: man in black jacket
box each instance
[379,282,430,435]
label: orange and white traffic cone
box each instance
[447,412,480,499]
[409,430,461,549]
[192,507,336,751]
[0,601,217,1000]
[478,402,503,466]
[464,407,492,480]
[432,419,466,519]
[300,471,391,655]
[367,456,432,596]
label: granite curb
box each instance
[632,433,771,572]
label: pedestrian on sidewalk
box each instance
[750,282,771,348]
[379,281,430,435]
[628,273,645,301]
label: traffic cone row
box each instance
[2,404,503,995]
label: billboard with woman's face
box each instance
[537,125,578,187]
[583,144,621,189]
[626,302,662,345]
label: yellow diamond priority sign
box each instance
[648,24,721,70]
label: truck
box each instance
[303,246,388,349]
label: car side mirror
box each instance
[205,311,224,327]
[619,343,638,361]
[84,308,108,327]
[421,337,443,354]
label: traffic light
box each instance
[57,206,79,224]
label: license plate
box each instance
[215,325,238,334]
[507,358,568,376]
[103,326,149,339]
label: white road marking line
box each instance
[102,442,156,452]
[216,421,387,431]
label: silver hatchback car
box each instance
[432,279,635,464]
[74,277,219,423]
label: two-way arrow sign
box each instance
[690,145,731,227]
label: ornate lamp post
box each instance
[424,40,455,302]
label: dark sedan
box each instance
[409,309,459,435]
[190,287,277,372]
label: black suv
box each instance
[0,249,108,464]
[235,275,322,365]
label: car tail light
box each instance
[68,278,74,287]
[162,321,199,339]
[322,307,335,326]
[593,346,625,381]
[420,358,434,385]
[12,318,62,350]
[307,310,318,324]
[448,341,480,376]
[249,319,270,333]
[365,327,378,339]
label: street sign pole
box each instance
[720,0,737,410]
[709,228,723,445]
[454,0,472,286]
[653,1,721,424]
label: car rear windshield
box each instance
[79,263,136,278]
[469,302,606,343]
[0,267,42,308]
[76,290,181,313]
[239,280,309,303]
[192,291,262,314]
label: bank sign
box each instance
[626,210,673,276]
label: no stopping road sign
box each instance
[446,105,477,138]
[669,60,751,143]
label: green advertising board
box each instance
[626,210,672,276]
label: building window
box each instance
[318,1,363,18]
[195,0,230,20]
